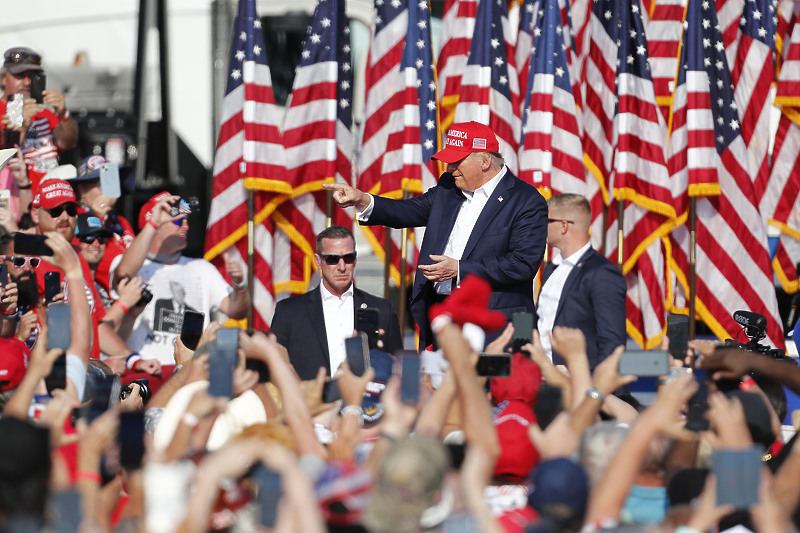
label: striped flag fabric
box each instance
[453,0,521,174]
[667,0,784,346]
[358,0,440,285]
[437,0,477,133]
[279,0,354,295]
[729,0,778,201]
[516,0,540,116]
[204,0,286,328]
[763,15,800,297]
[518,0,584,197]
[643,0,687,119]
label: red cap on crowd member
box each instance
[0,338,30,392]
[491,352,543,408]
[493,400,540,482]
[138,191,172,229]
[428,274,506,333]
[431,121,500,163]
[31,179,78,210]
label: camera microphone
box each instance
[733,310,767,331]
[787,292,800,332]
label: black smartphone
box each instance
[30,72,46,103]
[44,271,61,305]
[0,263,7,288]
[208,347,235,398]
[618,350,670,376]
[476,353,512,377]
[667,313,690,362]
[356,307,382,349]
[322,378,341,403]
[713,448,762,508]
[686,381,709,432]
[82,372,120,423]
[246,358,271,383]
[512,312,534,353]
[399,352,421,405]
[47,302,71,350]
[344,333,370,377]
[118,411,145,470]
[14,232,53,256]
[534,383,564,430]
[179,310,205,351]
[45,354,67,394]
[252,463,282,527]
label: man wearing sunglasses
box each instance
[270,225,403,381]
[1,46,78,190]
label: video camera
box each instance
[722,310,787,360]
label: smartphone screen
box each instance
[713,448,762,508]
[686,381,709,432]
[476,353,512,377]
[30,72,46,103]
[118,411,145,470]
[252,463,282,527]
[45,354,67,394]
[83,373,120,423]
[208,347,235,398]
[322,378,341,403]
[45,271,61,305]
[618,350,670,376]
[511,312,534,352]
[14,232,53,256]
[0,263,7,287]
[344,333,369,377]
[400,352,421,405]
[356,307,381,349]
[47,302,71,350]
[667,313,690,362]
[179,310,205,351]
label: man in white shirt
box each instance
[270,225,404,380]
[538,194,627,369]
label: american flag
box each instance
[516,0,541,113]
[763,15,800,298]
[667,0,784,346]
[437,0,477,133]
[453,0,521,174]
[358,0,440,285]
[204,0,286,328]
[518,0,584,197]
[643,0,687,119]
[729,0,778,201]
[279,0,354,297]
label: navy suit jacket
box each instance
[366,170,548,350]
[270,285,404,381]
[539,247,627,369]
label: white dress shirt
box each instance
[320,282,355,374]
[537,242,591,360]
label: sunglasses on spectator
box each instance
[319,252,357,265]
[2,256,40,268]
[79,234,106,245]
[42,203,78,218]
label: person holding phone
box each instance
[0,46,77,191]
[537,194,627,369]
[270,225,403,380]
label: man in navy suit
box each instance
[537,194,627,369]
[325,122,548,350]
[270,225,403,381]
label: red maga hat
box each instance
[431,121,500,163]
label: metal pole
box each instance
[383,229,392,299]
[156,0,178,185]
[688,196,697,340]
[397,188,410,338]
[134,0,154,192]
[247,189,255,332]
[617,200,624,269]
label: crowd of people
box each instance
[1,44,799,533]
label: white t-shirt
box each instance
[127,257,232,364]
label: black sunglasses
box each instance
[548,218,574,224]
[3,256,40,268]
[42,203,78,218]
[320,252,357,265]
[79,234,106,245]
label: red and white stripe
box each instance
[437,0,477,132]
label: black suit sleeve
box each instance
[590,261,628,361]
[382,301,404,355]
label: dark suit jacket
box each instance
[539,247,627,369]
[366,170,548,350]
[270,285,404,381]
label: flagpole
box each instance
[383,230,392,299]
[246,188,255,333]
[617,200,624,269]
[397,186,409,338]
[688,196,697,340]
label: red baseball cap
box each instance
[32,179,78,210]
[0,338,29,392]
[493,400,540,482]
[138,191,172,229]
[431,121,500,163]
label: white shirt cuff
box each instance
[355,193,375,222]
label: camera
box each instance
[723,310,787,360]
[169,197,200,217]
[120,378,151,403]
[137,284,153,307]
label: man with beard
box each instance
[0,233,38,346]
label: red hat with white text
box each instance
[32,179,78,210]
[431,121,500,163]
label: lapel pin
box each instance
[360,303,368,309]
[498,196,504,202]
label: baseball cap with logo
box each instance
[0,338,30,392]
[431,121,500,164]
[3,46,43,75]
[32,179,78,210]
[76,213,113,238]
